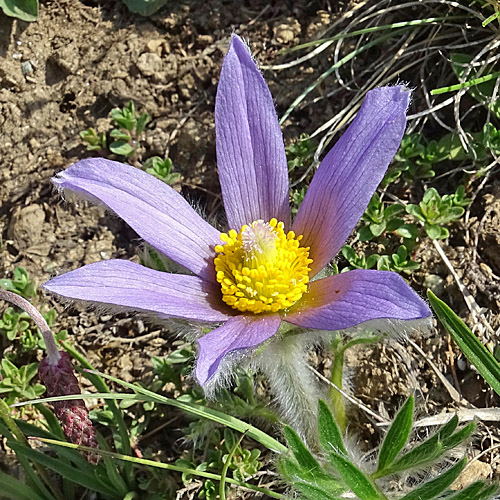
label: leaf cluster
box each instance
[406,186,470,239]
[341,245,419,274]
[280,398,495,500]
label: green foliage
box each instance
[0,0,38,21]
[377,245,420,274]
[406,187,469,239]
[341,245,419,274]
[144,156,181,185]
[428,290,500,398]
[121,0,168,16]
[280,399,492,500]
[341,245,380,271]
[109,101,150,157]
[358,193,416,242]
[291,186,307,216]
[286,133,316,172]
[0,266,37,300]
[80,128,106,151]
[450,53,500,120]
[377,395,414,473]
[0,359,45,405]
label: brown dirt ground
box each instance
[2,0,500,496]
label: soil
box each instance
[2,0,500,497]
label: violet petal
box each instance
[216,35,289,230]
[285,269,430,330]
[52,158,220,282]
[44,260,234,323]
[196,313,281,385]
[293,87,410,276]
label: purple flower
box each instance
[45,35,431,387]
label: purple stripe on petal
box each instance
[44,260,234,323]
[293,87,410,276]
[216,35,290,230]
[53,159,220,282]
[196,313,281,385]
[285,269,430,330]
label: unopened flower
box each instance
[0,289,99,463]
[44,35,430,389]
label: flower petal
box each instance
[215,34,289,230]
[285,269,430,330]
[44,260,234,323]
[293,87,410,276]
[53,158,220,282]
[196,313,281,385]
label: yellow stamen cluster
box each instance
[214,219,313,314]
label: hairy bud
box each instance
[38,352,99,464]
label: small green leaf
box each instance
[443,422,475,450]
[437,415,459,440]
[0,0,38,21]
[377,396,414,473]
[399,458,466,500]
[317,400,347,456]
[293,481,344,500]
[380,434,442,476]
[444,481,498,500]
[284,427,322,475]
[109,140,134,156]
[328,452,380,500]
[428,290,500,398]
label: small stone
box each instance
[137,52,163,77]
[8,204,45,249]
[423,274,445,296]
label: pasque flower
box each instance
[45,35,430,387]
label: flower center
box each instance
[214,219,313,314]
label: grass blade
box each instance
[428,290,500,397]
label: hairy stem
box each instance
[329,341,347,433]
[254,334,322,447]
[0,289,60,364]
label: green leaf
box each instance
[437,415,459,440]
[428,290,500,398]
[399,458,466,500]
[121,0,168,16]
[425,223,445,240]
[377,396,414,473]
[109,140,134,156]
[284,427,322,475]
[293,481,344,500]
[317,400,347,456]
[443,422,475,450]
[328,452,380,500]
[0,0,38,21]
[9,441,121,499]
[0,470,45,500]
[380,434,442,476]
[444,481,498,500]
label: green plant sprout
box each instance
[109,101,150,159]
[358,193,416,242]
[144,156,181,185]
[406,186,470,239]
[286,133,316,172]
[0,359,45,406]
[80,128,106,151]
[0,267,37,301]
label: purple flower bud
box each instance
[38,352,99,464]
